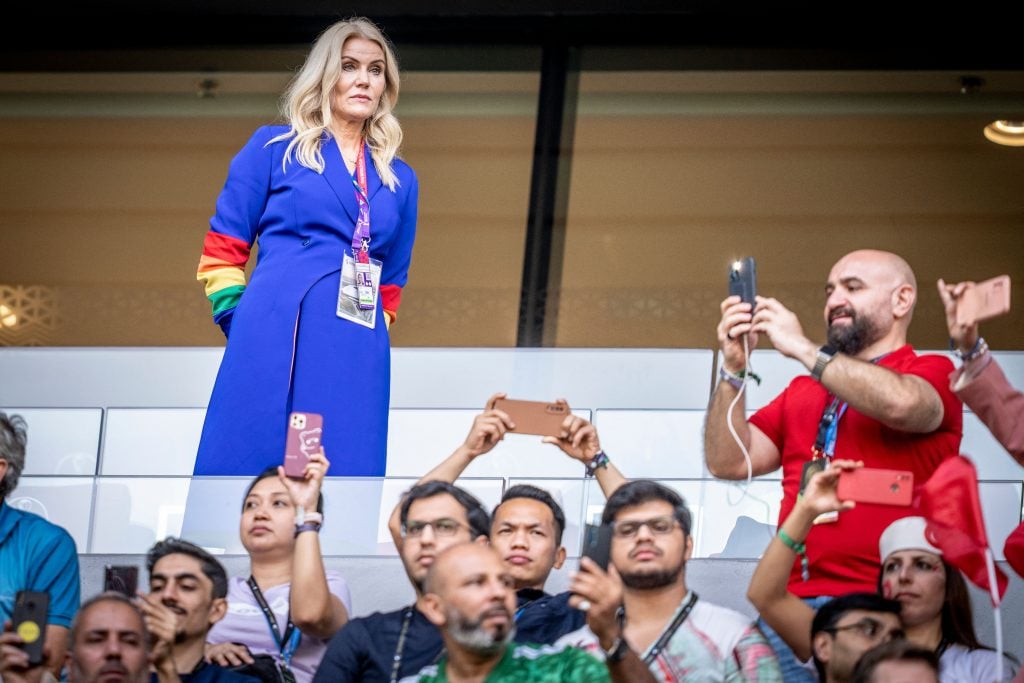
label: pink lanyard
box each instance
[349,144,371,264]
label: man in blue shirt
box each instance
[0,411,80,677]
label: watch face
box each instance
[820,344,838,356]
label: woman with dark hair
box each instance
[748,462,1015,682]
[877,516,1011,681]
[205,450,351,683]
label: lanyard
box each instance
[390,607,415,683]
[246,577,300,668]
[635,592,699,666]
[349,144,371,264]
[812,396,848,460]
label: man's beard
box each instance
[826,307,880,356]
[618,562,683,590]
[447,606,515,657]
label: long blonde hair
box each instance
[271,17,403,190]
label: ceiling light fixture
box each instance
[983,120,1024,147]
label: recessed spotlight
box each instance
[984,120,1024,147]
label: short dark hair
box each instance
[851,640,939,683]
[493,484,566,545]
[242,466,324,515]
[400,480,490,540]
[0,411,28,500]
[70,592,147,650]
[600,480,692,536]
[811,592,903,680]
[146,537,229,599]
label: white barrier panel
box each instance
[1,408,101,475]
[9,477,95,550]
[102,409,205,475]
[91,477,191,553]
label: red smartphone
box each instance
[837,467,913,507]
[955,275,1011,326]
[491,398,570,437]
[284,411,323,478]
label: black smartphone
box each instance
[728,257,757,308]
[13,590,49,666]
[581,523,612,572]
[104,565,139,597]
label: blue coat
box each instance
[194,125,418,476]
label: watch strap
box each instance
[811,345,837,382]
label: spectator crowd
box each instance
[2,249,1023,683]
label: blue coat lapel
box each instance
[364,142,384,201]
[320,136,359,226]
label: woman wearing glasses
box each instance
[205,451,352,683]
[748,462,1016,682]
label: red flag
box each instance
[915,455,1008,603]
[1005,521,1024,580]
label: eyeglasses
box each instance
[402,518,466,538]
[824,619,904,644]
[612,515,680,538]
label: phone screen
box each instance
[728,257,757,307]
[104,565,139,596]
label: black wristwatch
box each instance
[811,344,838,382]
[605,636,629,664]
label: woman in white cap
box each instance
[878,515,1014,682]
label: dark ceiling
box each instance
[3,2,1022,72]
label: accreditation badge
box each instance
[337,253,382,329]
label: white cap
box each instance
[878,516,942,562]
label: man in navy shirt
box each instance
[139,537,259,683]
[0,411,80,677]
[313,481,491,683]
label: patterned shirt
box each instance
[399,642,610,683]
[557,592,782,683]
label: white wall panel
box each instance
[101,409,204,475]
[2,408,101,475]
[91,477,191,553]
[9,477,94,550]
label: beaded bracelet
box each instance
[778,529,810,582]
[950,336,988,363]
[585,450,611,477]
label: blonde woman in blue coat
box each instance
[196,17,417,476]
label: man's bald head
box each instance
[825,249,919,356]
[832,249,917,293]
[424,543,500,596]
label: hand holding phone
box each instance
[837,467,913,507]
[284,412,324,478]
[955,275,1011,327]
[728,257,757,308]
[491,398,570,437]
[12,591,49,666]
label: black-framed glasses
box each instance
[824,619,904,643]
[402,518,466,538]
[611,515,679,538]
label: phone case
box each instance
[284,412,324,478]
[581,523,612,571]
[13,591,49,665]
[492,398,570,437]
[956,275,1011,326]
[728,257,757,307]
[837,468,913,507]
[103,565,139,597]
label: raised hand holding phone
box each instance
[11,591,49,667]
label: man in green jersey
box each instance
[400,544,610,683]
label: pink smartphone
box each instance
[492,398,570,437]
[283,411,323,478]
[956,275,1011,326]
[837,467,913,507]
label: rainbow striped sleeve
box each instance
[197,230,252,321]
